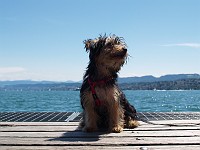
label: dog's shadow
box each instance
[48,127,109,142]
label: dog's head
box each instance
[84,35,128,74]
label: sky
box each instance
[0,0,200,81]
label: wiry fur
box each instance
[80,35,139,133]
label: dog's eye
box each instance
[106,43,113,48]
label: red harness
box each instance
[88,77,113,106]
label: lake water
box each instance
[0,90,200,112]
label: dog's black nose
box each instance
[123,48,127,53]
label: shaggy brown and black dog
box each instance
[80,35,139,133]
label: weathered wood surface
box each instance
[0,121,200,150]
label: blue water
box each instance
[0,90,200,112]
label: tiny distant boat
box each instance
[75,87,80,91]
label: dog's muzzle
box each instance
[113,48,127,58]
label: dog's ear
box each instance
[84,39,94,52]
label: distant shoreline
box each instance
[0,78,200,91]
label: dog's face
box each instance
[84,35,128,73]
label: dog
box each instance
[80,34,139,133]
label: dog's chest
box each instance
[95,85,120,103]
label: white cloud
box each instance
[0,67,26,74]
[161,43,200,48]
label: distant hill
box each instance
[118,74,200,83]
[1,74,199,87]
[0,74,200,91]
[120,78,200,90]
[0,80,75,87]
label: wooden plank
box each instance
[1,125,200,132]
[1,120,199,128]
[0,122,80,126]
[149,120,200,125]
[0,125,79,131]
[1,120,198,126]
[0,137,200,146]
[5,121,199,129]
[0,130,200,138]
[1,145,200,150]
[0,121,149,126]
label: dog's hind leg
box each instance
[124,116,140,128]
[121,94,139,128]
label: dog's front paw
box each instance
[111,125,123,133]
[82,126,97,132]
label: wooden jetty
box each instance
[0,112,200,150]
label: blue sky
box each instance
[0,0,200,81]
